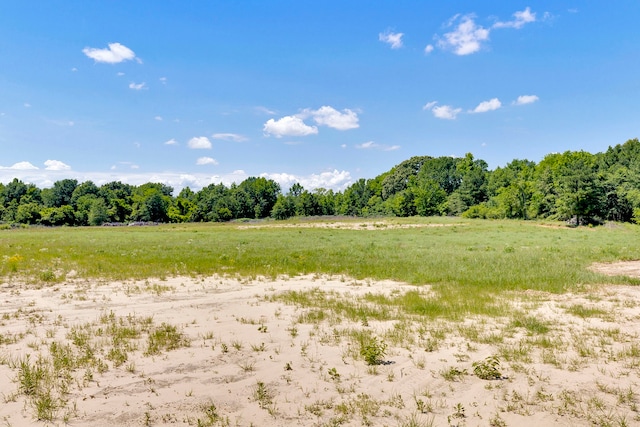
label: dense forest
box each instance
[2,138,640,227]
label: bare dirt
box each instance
[2,272,640,426]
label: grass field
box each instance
[1,218,639,315]
[2,217,640,426]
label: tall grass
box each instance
[1,218,638,296]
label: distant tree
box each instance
[411,178,447,216]
[15,202,41,224]
[381,156,432,200]
[40,205,75,226]
[271,195,296,220]
[42,179,78,208]
[234,177,280,218]
[88,198,109,226]
[339,179,371,216]
[554,151,604,224]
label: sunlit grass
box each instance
[2,218,639,309]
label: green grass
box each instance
[2,218,639,317]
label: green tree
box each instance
[88,198,110,225]
[554,151,604,224]
[42,179,78,208]
[271,195,296,220]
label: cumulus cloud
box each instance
[493,7,536,29]
[424,44,434,54]
[0,166,354,194]
[44,160,71,171]
[196,157,219,166]
[263,116,318,138]
[82,42,137,64]
[212,133,248,142]
[438,14,490,55]
[379,31,404,49]
[303,106,359,130]
[432,105,462,120]
[188,136,212,149]
[262,169,352,192]
[423,102,462,120]
[154,116,163,121]
[514,95,539,105]
[2,161,38,170]
[435,8,538,56]
[471,98,502,113]
[356,141,400,151]
[129,82,146,90]
[164,138,178,145]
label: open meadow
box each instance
[2,217,640,426]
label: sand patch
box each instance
[237,221,464,230]
[1,275,640,426]
[590,260,640,278]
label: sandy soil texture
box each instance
[1,266,640,426]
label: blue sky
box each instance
[1,1,639,193]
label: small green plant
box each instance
[33,390,58,421]
[359,336,387,365]
[145,323,190,356]
[39,270,57,282]
[472,356,502,380]
[328,367,340,381]
[253,381,274,409]
[287,326,299,338]
[451,402,466,419]
[440,366,466,382]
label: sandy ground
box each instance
[1,264,640,426]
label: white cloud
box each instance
[159,77,167,84]
[24,103,31,108]
[493,7,536,29]
[212,133,248,142]
[438,14,490,55]
[154,116,163,121]
[514,95,539,105]
[255,106,276,115]
[357,141,376,149]
[164,138,178,145]
[129,82,146,90]
[379,31,404,49]
[356,141,400,151]
[0,166,354,194]
[263,116,318,138]
[423,101,438,110]
[263,169,352,192]
[71,67,78,72]
[1,161,38,170]
[304,106,359,130]
[82,42,137,64]
[471,98,501,113]
[432,105,462,120]
[424,44,434,54]
[188,136,212,149]
[44,160,71,171]
[196,157,219,166]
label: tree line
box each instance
[2,138,640,226]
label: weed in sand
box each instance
[145,322,190,356]
[472,356,502,380]
[440,366,466,382]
